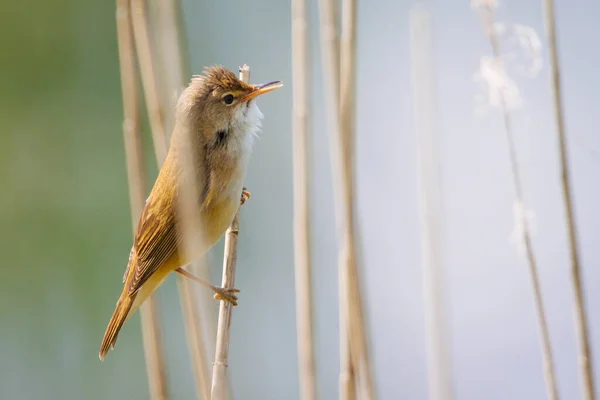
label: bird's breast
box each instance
[200,173,244,250]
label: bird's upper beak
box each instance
[241,81,283,102]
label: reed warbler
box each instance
[99,65,282,360]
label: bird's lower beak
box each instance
[241,81,283,102]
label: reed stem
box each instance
[116,1,168,398]
[130,0,168,163]
[541,0,595,398]
[410,5,454,400]
[291,0,318,398]
[315,0,353,398]
[476,4,559,399]
[339,0,375,397]
[317,0,374,397]
[153,0,214,397]
[209,64,251,400]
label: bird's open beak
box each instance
[241,81,283,102]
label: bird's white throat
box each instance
[233,100,264,146]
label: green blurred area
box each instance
[0,0,297,396]
[0,1,157,398]
[0,0,313,394]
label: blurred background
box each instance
[1,0,599,399]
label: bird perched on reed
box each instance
[99,66,282,360]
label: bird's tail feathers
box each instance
[99,292,136,360]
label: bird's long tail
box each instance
[99,291,136,360]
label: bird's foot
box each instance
[213,286,240,306]
[240,187,251,205]
[175,267,240,306]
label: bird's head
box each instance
[176,65,282,148]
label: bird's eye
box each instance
[223,94,234,105]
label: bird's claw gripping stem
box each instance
[213,287,241,306]
[176,267,240,306]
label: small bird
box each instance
[99,66,282,360]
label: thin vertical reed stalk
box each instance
[154,1,214,397]
[317,0,374,397]
[116,1,168,398]
[210,65,251,400]
[476,4,559,399]
[130,0,168,162]
[315,0,353,398]
[339,0,375,398]
[178,277,211,399]
[154,0,187,136]
[131,1,214,398]
[172,77,212,400]
[175,133,211,400]
[541,0,596,398]
[410,5,454,400]
[291,0,317,398]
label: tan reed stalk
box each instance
[174,130,212,400]
[130,1,215,397]
[317,0,374,397]
[152,1,214,397]
[476,4,559,399]
[177,274,211,400]
[291,0,318,398]
[340,331,356,400]
[209,64,251,400]
[315,0,354,398]
[541,0,595,398]
[410,6,454,400]
[339,4,371,399]
[116,1,168,398]
[154,0,186,136]
[339,0,375,397]
[130,0,168,162]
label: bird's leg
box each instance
[240,186,251,205]
[175,267,240,306]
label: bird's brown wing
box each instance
[126,184,181,296]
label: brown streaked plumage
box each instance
[99,66,282,360]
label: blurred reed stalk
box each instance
[410,5,454,400]
[115,0,168,398]
[339,0,375,397]
[175,114,212,400]
[317,0,374,397]
[476,4,558,399]
[291,0,318,398]
[541,0,596,398]
[130,0,168,161]
[316,0,353,397]
[210,64,251,400]
[154,0,215,398]
[130,0,215,398]
[154,0,187,137]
